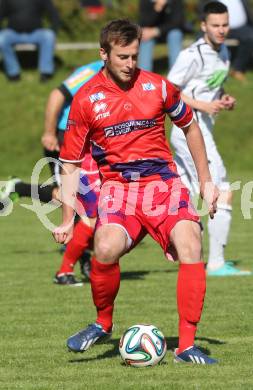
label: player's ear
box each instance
[100,47,108,62]
[201,21,207,33]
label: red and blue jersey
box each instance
[60,68,193,184]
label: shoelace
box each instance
[78,324,102,338]
[191,346,211,360]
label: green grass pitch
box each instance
[0,50,253,389]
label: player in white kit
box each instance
[168,1,251,276]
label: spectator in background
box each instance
[138,0,185,71]
[80,0,105,20]
[0,0,60,82]
[199,0,253,82]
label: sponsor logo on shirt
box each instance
[93,102,108,113]
[89,92,105,103]
[142,82,156,91]
[66,119,76,130]
[95,112,110,120]
[124,102,132,111]
[104,119,156,137]
[206,69,228,89]
[104,127,114,137]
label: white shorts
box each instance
[170,121,230,195]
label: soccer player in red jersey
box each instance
[53,19,219,364]
[54,152,101,285]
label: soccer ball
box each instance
[119,324,167,367]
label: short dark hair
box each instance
[100,19,142,54]
[201,1,228,21]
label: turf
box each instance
[0,51,253,389]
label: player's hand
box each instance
[41,133,60,152]
[203,100,225,115]
[53,222,74,244]
[221,94,236,110]
[200,182,220,219]
[141,27,160,41]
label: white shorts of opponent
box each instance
[170,121,230,196]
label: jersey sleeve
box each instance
[162,79,193,128]
[61,67,83,97]
[58,83,73,104]
[168,49,200,88]
[59,97,90,163]
[61,62,103,98]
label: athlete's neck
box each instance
[102,68,132,91]
[204,35,222,52]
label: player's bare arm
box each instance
[181,92,225,116]
[182,119,219,218]
[53,162,80,244]
[42,88,65,152]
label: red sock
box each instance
[58,220,93,274]
[90,256,120,332]
[177,262,206,353]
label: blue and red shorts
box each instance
[76,170,100,218]
[96,177,200,260]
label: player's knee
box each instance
[171,221,202,263]
[178,232,202,263]
[40,29,56,44]
[94,239,118,263]
[181,242,202,263]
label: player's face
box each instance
[201,12,229,49]
[100,39,139,88]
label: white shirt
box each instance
[219,0,247,29]
[168,37,230,129]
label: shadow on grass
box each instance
[3,248,60,255]
[120,268,177,281]
[79,268,176,285]
[120,270,150,281]
[80,270,152,284]
[152,268,178,274]
[68,335,225,363]
[165,336,225,352]
[68,338,122,363]
[196,336,226,346]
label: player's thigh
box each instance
[141,179,200,261]
[170,219,202,264]
[96,181,145,261]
